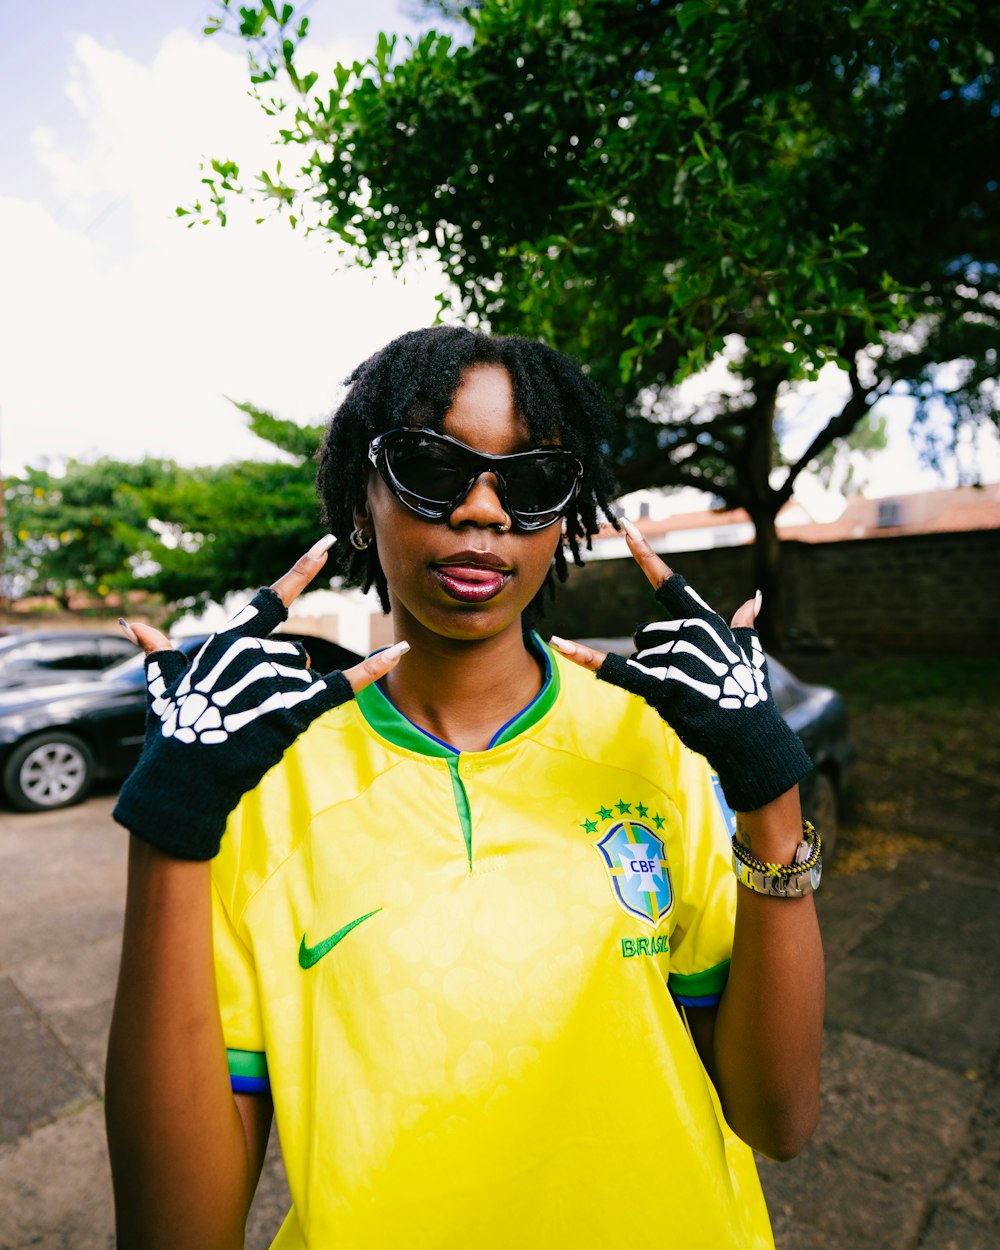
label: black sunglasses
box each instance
[368,428,582,531]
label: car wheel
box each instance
[3,732,96,812]
[807,769,839,863]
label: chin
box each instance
[395,595,531,645]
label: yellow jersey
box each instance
[212,639,773,1248]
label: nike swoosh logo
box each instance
[298,908,382,970]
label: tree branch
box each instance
[781,359,886,501]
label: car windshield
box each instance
[100,637,208,686]
[99,650,152,688]
[764,656,803,714]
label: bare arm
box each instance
[686,786,824,1161]
[105,842,267,1250]
[550,521,824,1161]
[105,542,408,1247]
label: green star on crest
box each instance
[652,813,665,829]
[580,818,598,834]
[636,802,649,818]
[597,806,613,820]
[615,799,633,815]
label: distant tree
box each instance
[193,0,999,643]
[3,459,176,608]
[2,411,325,614]
[138,420,323,608]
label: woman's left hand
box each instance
[112,538,409,861]
[550,520,812,813]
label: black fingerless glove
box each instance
[596,574,812,812]
[113,588,354,860]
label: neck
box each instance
[379,617,545,752]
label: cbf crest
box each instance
[595,818,673,927]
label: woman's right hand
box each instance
[112,535,408,860]
[551,519,810,814]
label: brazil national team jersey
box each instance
[211,639,774,1249]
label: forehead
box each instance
[436,364,549,454]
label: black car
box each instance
[1,633,853,854]
[0,632,362,813]
[764,655,854,858]
[580,639,854,858]
[0,630,138,690]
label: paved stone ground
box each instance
[1,794,997,1249]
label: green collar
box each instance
[355,632,559,758]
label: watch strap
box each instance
[731,819,823,897]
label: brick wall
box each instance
[546,528,1000,659]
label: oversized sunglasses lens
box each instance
[377,432,579,528]
[502,456,579,516]
[385,438,471,507]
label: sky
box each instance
[1,0,448,475]
[2,0,998,511]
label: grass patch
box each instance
[832,654,1000,853]
[835,656,1000,706]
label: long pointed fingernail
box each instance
[383,640,410,661]
[754,589,763,616]
[549,635,577,655]
[308,534,336,558]
[620,517,643,543]
[118,617,139,645]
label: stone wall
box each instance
[545,528,1000,659]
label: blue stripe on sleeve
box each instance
[231,1073,270,1094]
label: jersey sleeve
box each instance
[211,808,270,1095]
[209,734,330,1098]
[664,740,738,1008]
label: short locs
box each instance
[315,325,621,615]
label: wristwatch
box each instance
[733,851,823,897]
[732,821,823,897]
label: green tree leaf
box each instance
[188,0,998,644]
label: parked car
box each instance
[0,630,137,690]
[581,639,854,858]
[0,632,854,854]
[764,655,854,859]
[0,631,362,813]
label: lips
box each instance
[431,551,512,604]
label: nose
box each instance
[448,472,511,531]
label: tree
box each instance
[3,459,177,608]
[137,437,324,609]
[103,404,325,611]
[192,0,999,644]
[2,412,325,615]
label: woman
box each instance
[106,326,824,1249]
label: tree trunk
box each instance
[733,371,788,650]
[745,507,785,651]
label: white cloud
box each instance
[33,28,367,240]
[1,25,446,477]
[5,13,997,508]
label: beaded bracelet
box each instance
[731,818,821,878]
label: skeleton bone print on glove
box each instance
[147,633,330,745]
[114,587,354,860]
[596,573,811,812]
[626,581,769,711]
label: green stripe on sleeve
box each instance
[668,959,731,1000]
[227,1048,269,1080]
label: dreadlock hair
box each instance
[315,325,621,618]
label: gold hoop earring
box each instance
[350,526,371,551]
